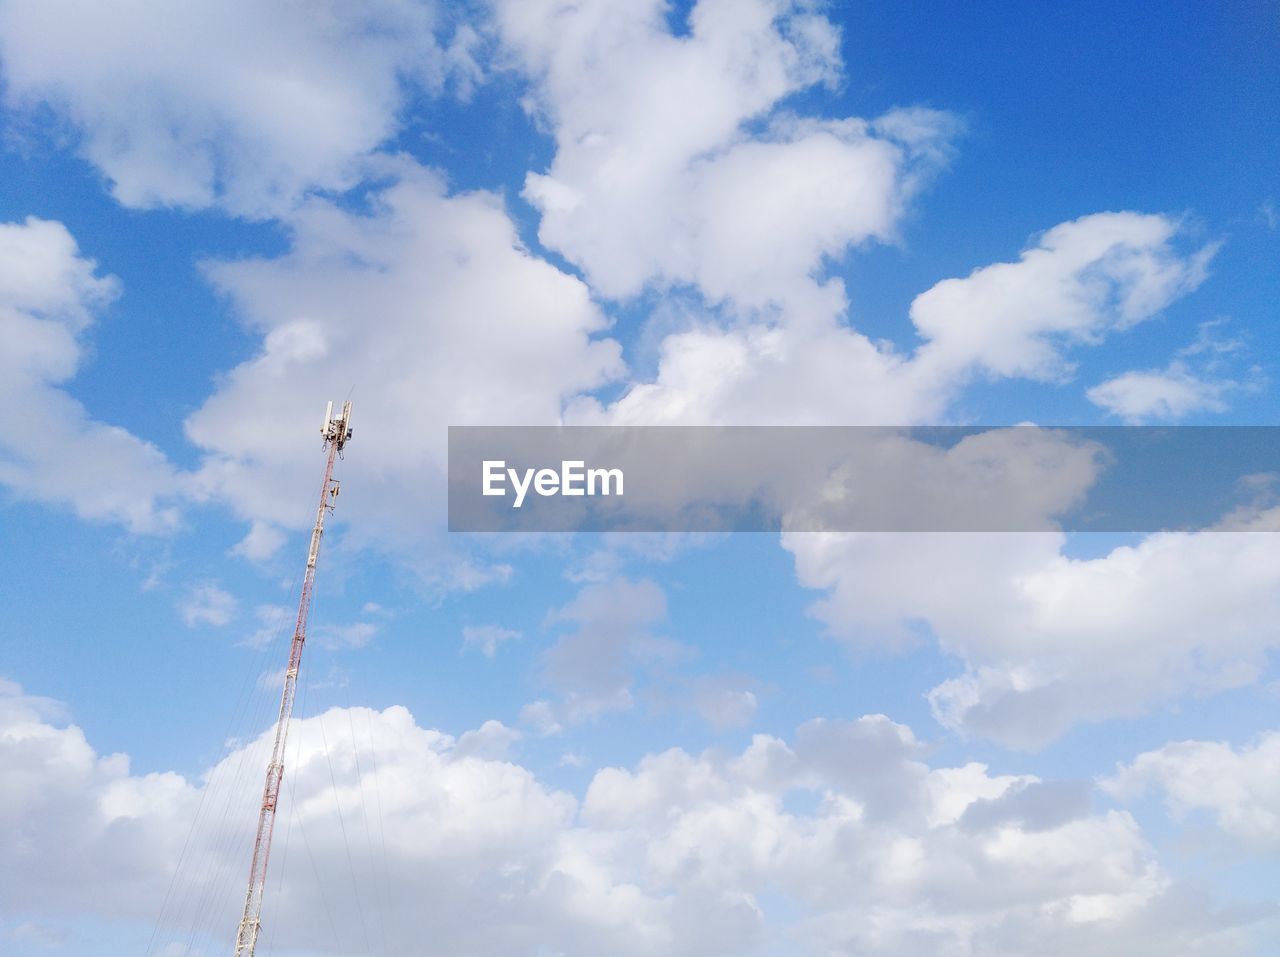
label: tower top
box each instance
[322,400,353,451]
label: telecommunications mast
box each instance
[232,401,353,957]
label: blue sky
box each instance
[1,2,1278,955]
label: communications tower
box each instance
[232,401,353,957]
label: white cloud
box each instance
[184,160,622,573]
[0,4,1221,559]
[2,679,1267,955]
[787,506,1280,748]
[0,681,576,954]
[229,519,287,561]
[910,212,1215,384]
[179,582,237,628]
[1104,732,1280,849]
[1087,363,1228,421]
[499,0,954,312]
[569,212,1214,429]
[0,681,201,921]
[1088,320,1259,422]
[462,624,522,659]
[454,719,523,760]
[3,4,1210,560]
[569,311,939,425]
[0,0,471,215]
[518,698,565,738]
[501,0,1211,434]
[0,217,180,532]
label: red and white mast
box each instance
[233,401,353,957]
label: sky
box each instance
[0,1,1278,955]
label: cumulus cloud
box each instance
[1,4,1269,952]
[0,2,1222,553]
[499,0,853,301]
[569,311,935,425]
[454,718,523,760]
[0,680,200,922]
[786,508,1280,748]
[4,28,1215,557]
[0,217,180,532]
[497,0,962,370]
[499,0,1212,431]
[0,0,473,215]
[2,680,1268,956]
[569,212,1214,428]
[1104,732,1280,849]
[184,160,622,569]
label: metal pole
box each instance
[233,403,352,957]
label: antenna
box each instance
[322,400,353,452]
[232,401,353,957]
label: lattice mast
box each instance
[233,401,353,957]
